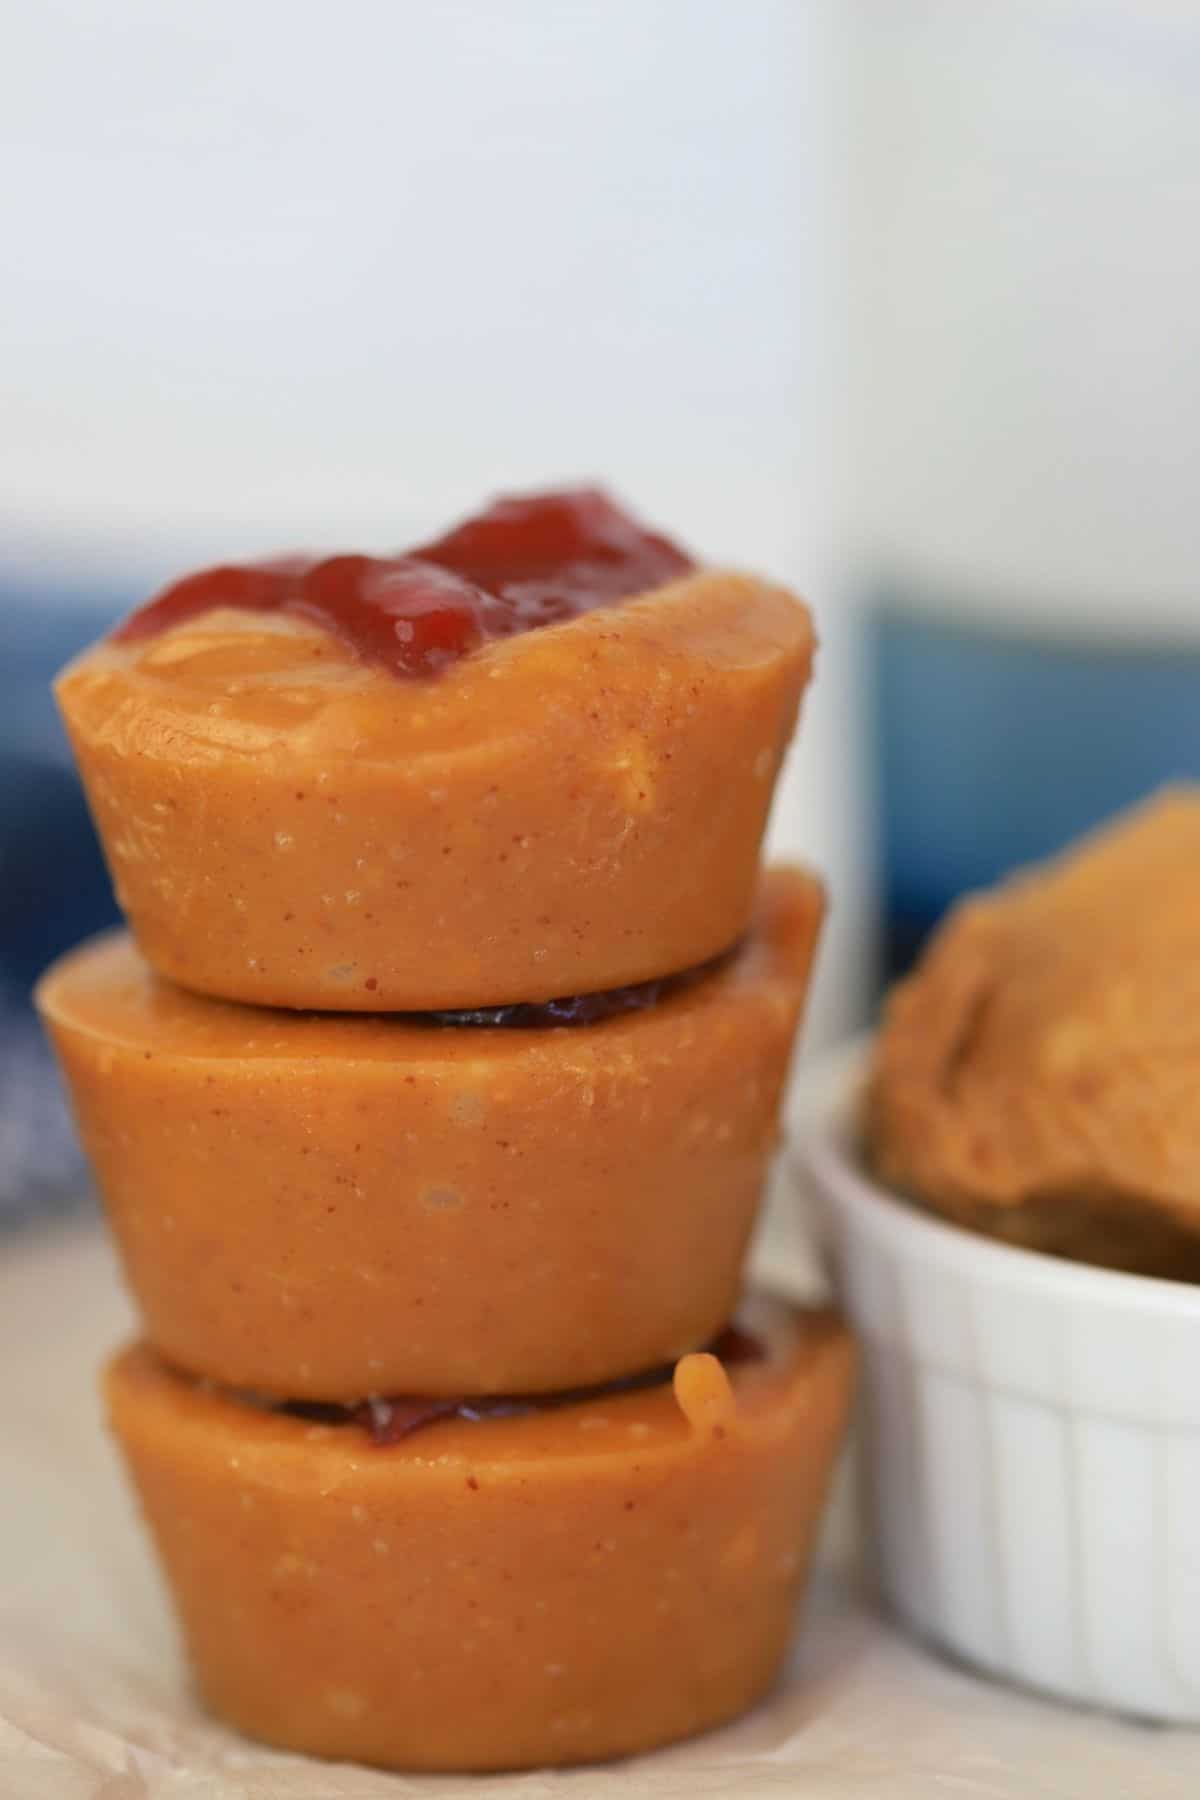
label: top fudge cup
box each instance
[55,491,813,1012]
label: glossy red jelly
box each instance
[111,489,695,678]
[280,1326,764,1446]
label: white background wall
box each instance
[851,0,1200,636]
[2,0,843,578]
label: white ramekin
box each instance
[793,1045,1200,1724]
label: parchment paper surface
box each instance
[3,1213,1196,1799]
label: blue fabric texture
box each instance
[0,586,123,1228]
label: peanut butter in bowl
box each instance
[868,789,1200,1280]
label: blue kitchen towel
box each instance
[0,584,124,1227]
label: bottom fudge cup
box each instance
[41,868,822,1401]
[106,1298,854,1773]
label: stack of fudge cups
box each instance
[37,491,854,1774]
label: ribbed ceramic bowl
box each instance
[793,1046,1200,1724]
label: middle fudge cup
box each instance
[39,868,823,1401]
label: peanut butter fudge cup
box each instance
[56,489,814,1011]
[39,868,822,1399]
[106,1298,853,1772]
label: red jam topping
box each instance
[279,1325,764,1447]
[111,489,695,677]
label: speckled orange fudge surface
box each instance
[39,869,822,1399]
[55,576,812,1011]
[106,1298,854,1773]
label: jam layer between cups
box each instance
[105,1297,853,1772]
[39,867,823,1399]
